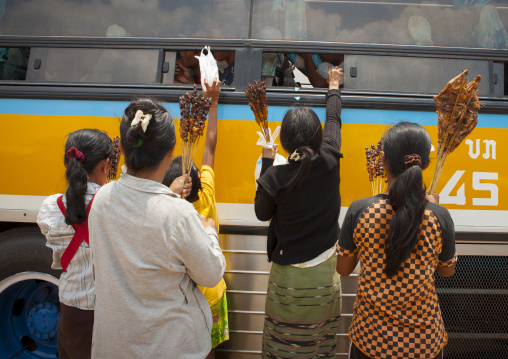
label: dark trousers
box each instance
[349,341,443,359]
[57,303,94,359]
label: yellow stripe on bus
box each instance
[1,115,506,211]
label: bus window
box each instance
[252,0,508,50]
[26,48,160,84]
[262,52,344,89]
[0,0,249,39]
[344,55,493,95]
[0,48,29,81]
[173,49,236,87]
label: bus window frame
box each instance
[1,36,508,112]
[248,41,508,98]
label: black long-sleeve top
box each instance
[255,89,343,264]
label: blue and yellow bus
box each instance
[1,1,507,358]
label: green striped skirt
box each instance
[262,254,342,359]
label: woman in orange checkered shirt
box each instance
[337,122,457,359]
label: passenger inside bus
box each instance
[299,53,344,88]
[213,50,235,86]
[174,49,235,86]
[174,50,201,85]
[0,48,29,80]
[262,53,344,88]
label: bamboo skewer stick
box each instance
[179,86,211,198]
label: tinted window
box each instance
[0,0,249,39]
[344,55,494,95]
[253,0,508,49]
[26,48,160,84]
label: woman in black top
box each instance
[255,66,343,359]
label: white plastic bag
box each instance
[254,126,288,185]
[195,46,219,88]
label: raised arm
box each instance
[254,146,278,221]
[202,78,221,169]
[302,54,328,88]
[323,66,343,150]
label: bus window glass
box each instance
[0,48,29,80]
[174,49,236,87]
[261,52,344,89]
[252,0,508,50]
[26,48,160,84]
[344,55,493,95]
[0,0,249,39]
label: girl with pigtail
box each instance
[337,122,457,359]
[37,129,114,359]
[255,66,344,358]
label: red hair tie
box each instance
[67,147,85,163]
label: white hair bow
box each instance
[290,150,301,162]
[131,110,152,133]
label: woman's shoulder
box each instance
[38,193,64,216]
[41,193,63,205]
[349,195,383,214]
[427,202,454,228]
[319,142,343,165]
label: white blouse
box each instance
[37,182,100,310]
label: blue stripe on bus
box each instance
[1,99,506,128]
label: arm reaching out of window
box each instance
[202,78,221,169]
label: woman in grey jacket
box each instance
[89,98,226,358]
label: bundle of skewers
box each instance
[245,79,270,142]
[107,136,121,182]
[365,141,387,195]
[428,69,482,194]
[179,85,212,194]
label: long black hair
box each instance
[120,98,176,171]
[280,106,322,194]
[162,156,202,202]
[383,122,432,276]
[64,129,114,225]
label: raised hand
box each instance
[328,66,344,90]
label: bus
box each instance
[0,1,507,358]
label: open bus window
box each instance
[171,50,236,87]
[262,52,503,96]
[262,52,344,89]
[26,48,160,84]
[0,1,249,39]
[253,1,508,50]
[0,48,30,81]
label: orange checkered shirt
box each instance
[338,194,457,359]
